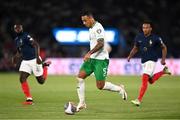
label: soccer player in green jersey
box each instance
[76,11,127,112]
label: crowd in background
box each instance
[0,0,180,71]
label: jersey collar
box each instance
[91,21,97,28]
[143,33,152,38]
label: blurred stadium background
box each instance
[0,0,180,72]
[0,0,180,119]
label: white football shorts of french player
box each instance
[19,58,43,77]
[142,60,156,77]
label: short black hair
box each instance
[81,10,93,17]
[142,20,153,27]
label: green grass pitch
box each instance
[0,73,180,119]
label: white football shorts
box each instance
[19,58,43,77]
[142,60,156,76]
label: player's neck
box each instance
[144,33,151,37]
[16,32,23,36]
[91,21,97,28]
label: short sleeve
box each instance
[27,35,34,41]
[156,36,164,46]
[95,27,104,40]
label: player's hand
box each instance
[161,59,166,65]
[127,56,131,62]
[83,52,91,61]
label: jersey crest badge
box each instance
[96,29,102,34]
[20,39,23,46]
[159,37,163,44]
[149,40,152,46]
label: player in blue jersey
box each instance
[12,24,51,105]
[127,21,171,106]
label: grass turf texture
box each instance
[0,73,180,119]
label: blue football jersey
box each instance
[15,32,36,60]
[134,33,164,63]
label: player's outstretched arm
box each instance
[161,43,167,65]
[127,45,138,62]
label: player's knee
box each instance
[20,78,26,83]
[19,72,29,83]
[96,81,105,90]
[148,77,153,84]
[20,76,26,83]
[36,77,45,84]
[148,80,153,84]
[77,71,87,79]
[38,80,44,84]
[96,84,104,90]
[77,74,81,78]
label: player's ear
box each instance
[149,25,152,30]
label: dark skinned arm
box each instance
[84,38,104,61]
[12,50,21,67]
[160,43,167,65]
[127,45,139,62]
[31,40,42,64]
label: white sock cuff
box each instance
[103,82,111,89]
[103,82,121,92]
[27,97,33,100]
[76,77,84,83]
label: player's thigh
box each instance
[78,60,93,79]
[142,61,156,76]
[94,59,109,80]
